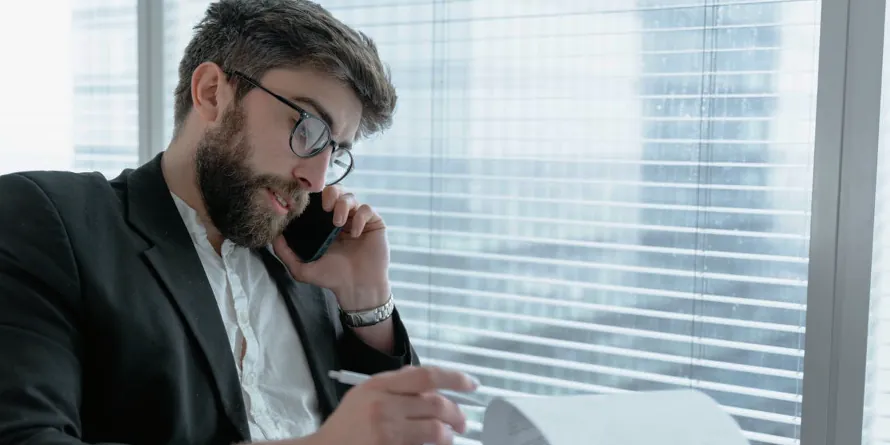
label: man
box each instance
[0,1,476,445]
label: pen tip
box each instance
[327,370,340,379]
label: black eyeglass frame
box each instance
[226,70,355,186]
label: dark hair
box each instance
[172,0,397,139]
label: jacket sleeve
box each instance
[336,308,420,375]
[0,173,125,445]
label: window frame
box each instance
[800,1,887,444]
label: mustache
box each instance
[253,175,307,203]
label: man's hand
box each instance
[273,185,391,311]
[310,366,479,445]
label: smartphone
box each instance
[282,192,342,263]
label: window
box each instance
[160,2,820,444]
[0,0,836,444]
[0,0,139,178]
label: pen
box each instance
[328,369,488,407]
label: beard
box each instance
[194,104,309,248]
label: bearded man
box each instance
[0,2,476,445]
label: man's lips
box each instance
[267,188,296,214]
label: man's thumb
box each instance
[271,236,316,281]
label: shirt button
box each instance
[237,310,248,324]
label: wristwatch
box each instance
[340,294,395,328]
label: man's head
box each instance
[172,0,396,248]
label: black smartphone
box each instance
[282,192,342,263]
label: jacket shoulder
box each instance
[1,168,133,212]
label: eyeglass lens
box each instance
[291,116,353,185]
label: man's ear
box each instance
[190,62,234,124]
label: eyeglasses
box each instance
[228,70,354,186]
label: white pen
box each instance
[328,369,488,407]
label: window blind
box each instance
[72,0,140,177]
[163,1,821,444]
[0,0,139,177]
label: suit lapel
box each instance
[126,153,250,440]
[256,248,342,418]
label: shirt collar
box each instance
[170,192,210,244]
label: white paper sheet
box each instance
[480,389,750,445]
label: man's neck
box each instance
[161,141,226,254]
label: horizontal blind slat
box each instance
[387,227,808,263]
[413,338,801,403]
[402,318,802,379]
[392,275,804,312]
[391,263,807,308]
[391,244,807,289]
[377,207,808,240]
[398,300,804,357]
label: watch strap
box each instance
[340,294,395,328]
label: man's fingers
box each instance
[404,419,454,445]
[272,236,300,270]
[368,366,478,395]
[321,185,342,212]
[344,204,375,237]
[332,193,358,226]
[402,392,467,434]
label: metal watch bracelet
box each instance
[340,294,395,328]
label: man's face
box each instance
[194,67,362,248]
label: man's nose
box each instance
[293,150,331,193]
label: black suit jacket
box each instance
[0,153,419,445]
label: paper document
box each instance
[479,389,750,445]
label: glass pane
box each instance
[0,0,139,177]
[163,2,821,444]
[334,2,819,444]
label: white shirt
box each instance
[171,194,322,441]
